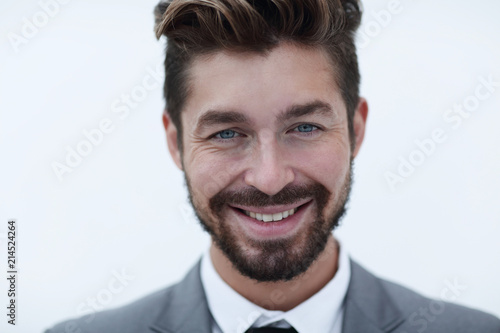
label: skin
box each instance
[163,42,368,311]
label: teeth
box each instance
[244,207,297,222]
[263,214,273,222]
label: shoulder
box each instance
[350,260,500,333]
[44,285,175,333]
[383,279,500,332]
[45,260,210,333]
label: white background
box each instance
[1,0,499,332]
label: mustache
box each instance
[209,182,331,214]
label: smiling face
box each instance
[164,42,367,282]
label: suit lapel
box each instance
[342,259,405,333]
[150,260,212,333]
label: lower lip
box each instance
[228,201,313,239]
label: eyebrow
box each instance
[194,100,334,133]
[276,100,334,124]
[195,110,249,133]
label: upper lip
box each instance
[228,199,312,215]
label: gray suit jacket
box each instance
[46,259,500,333]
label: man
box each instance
[46,0,500,332]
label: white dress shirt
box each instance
[200,238,351,333]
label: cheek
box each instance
[292,141,350,191]
[185,151,240,203]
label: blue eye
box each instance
[215,130,238,139]
[295,124,317,132]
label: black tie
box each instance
[245,327,298,333]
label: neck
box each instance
[209,235,339,312]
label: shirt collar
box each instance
[200,237,351,333]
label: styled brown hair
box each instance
[154,0,362,150]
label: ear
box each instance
[162,112,183,170]
[352,97,368,158]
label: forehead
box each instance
[182,43,344,125]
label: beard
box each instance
[185,162,353,282]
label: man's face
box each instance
[164,43,366,282]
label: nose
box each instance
[244,131,295,196]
